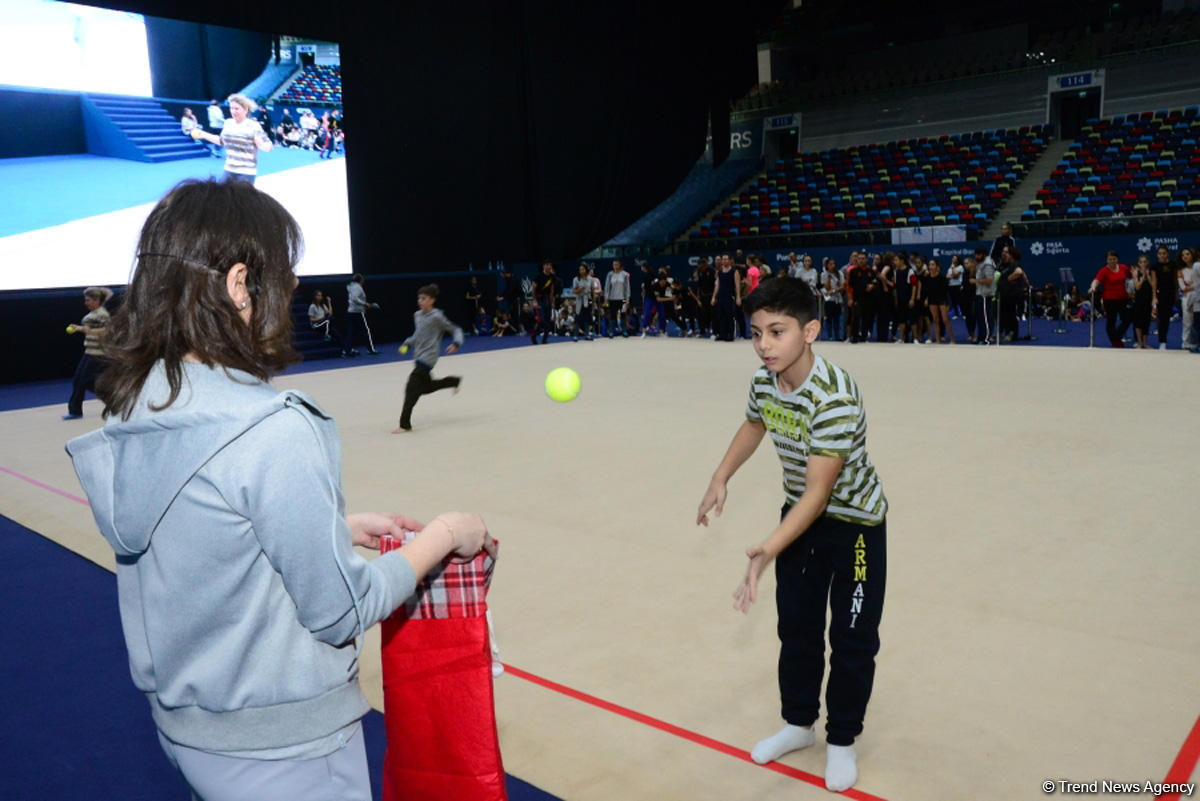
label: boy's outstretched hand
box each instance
[733,543,775,613]
[696,480,727,526]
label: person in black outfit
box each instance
[847,254,874,343]
[891,254,917,343]
[1131,254,1154,349]
[873,255,893,342]
[990,222,1016,265]
[925,260,954,344]
[997,245,1027,342]
[711,253,740,341]
[1151,245,1179,350]
[532,261,560,344]
[496,267,524,330]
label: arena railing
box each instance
[1012,211,1200,240]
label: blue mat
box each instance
[0,514,560,800]
[0,149,337,237]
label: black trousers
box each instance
[962,289,977,332]
[999,292,1021,339]
[874,296,892,342]
[974,295,994,342]
[605,301,627,337]
[715,296,736,341]
[824,302,842,341]
[1102,298,1131,346]
[535,298,553,343]
[853,301,875,342]
[776,505,886,746]
[573,304,593,338]
[697,299,713,336]
[399,363,460,429]
[1157,292,1176,346]
[68,354,107,416]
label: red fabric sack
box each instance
[379,535,505,801]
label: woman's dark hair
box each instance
[742,276,817,325]
[98,179,302,420]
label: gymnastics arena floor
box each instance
[2,333,1197,800]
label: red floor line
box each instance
[1158,715,1200,801]
[0,465,90,506]
[502,663,889,801]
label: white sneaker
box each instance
[1159,344,1167,350]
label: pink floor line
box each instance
[0,465,90,506]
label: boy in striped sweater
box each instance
[696,277,887,793]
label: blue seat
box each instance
[1098,205,1115,214]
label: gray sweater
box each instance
[402,308,463,368]
[347,281,367,313]
[66,362,416,752]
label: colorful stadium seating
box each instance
[691,126,1047,240]
[1026,108,1200,221]
[278,65,342,106]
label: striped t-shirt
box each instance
[745,354,887,524]
[220,118,268,175]
[81,307,110,357]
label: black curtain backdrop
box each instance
[144,17,271,101]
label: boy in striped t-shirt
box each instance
[696,276,887,793]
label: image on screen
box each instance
[0,0,352,291]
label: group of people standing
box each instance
[819,245,1028,346]
[1086,245,1200,350]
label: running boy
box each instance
[392,284,463,433]
[695,277,887,793]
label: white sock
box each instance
[825,744,857,792]
[750,724,814,764]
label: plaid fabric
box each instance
[381,532,494,620]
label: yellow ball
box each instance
[66,325,76,334]
[544,367,581,403]
[399,345,409,355]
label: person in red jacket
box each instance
[1088,250,1132,347]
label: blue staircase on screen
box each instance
[82,94,209,163]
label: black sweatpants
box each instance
[68,354,107,416]
[1156,292,1176,347]
[715,296,736,341]
[775,504,886,746]
[1102,298,1131,346]
[398,362,460,429]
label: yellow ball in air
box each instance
[544,367,581,403]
